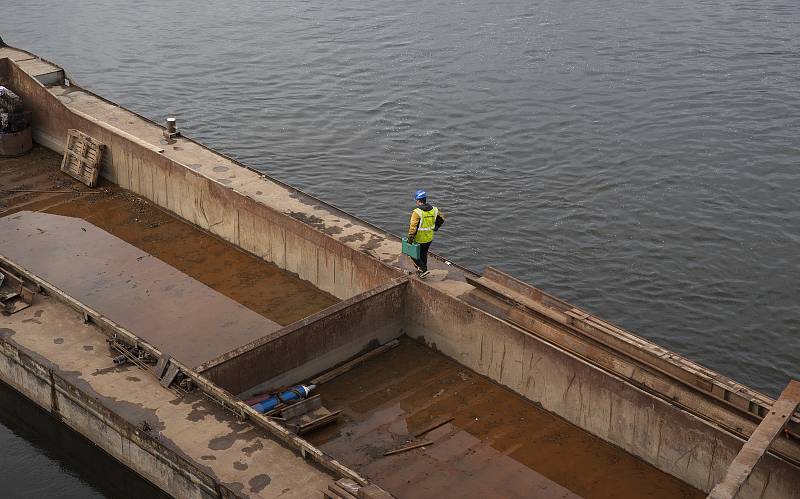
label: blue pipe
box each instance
[251,384,316,413]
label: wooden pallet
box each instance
[60,129,105,187]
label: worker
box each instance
[407,189,445,278]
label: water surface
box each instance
[1,0,799,496]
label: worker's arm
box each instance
[434,209,445,231]
[407,210,420,242]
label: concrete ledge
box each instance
[200,278,408,396]
[0,47,64,86]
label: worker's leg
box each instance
[419,242,432,272]
[410,253,423,271]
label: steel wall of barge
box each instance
[403,280,800,497]
[198,279,407,396]
[0,337,240,499]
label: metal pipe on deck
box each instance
[252,385,316,413]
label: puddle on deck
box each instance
[307,338,703,499]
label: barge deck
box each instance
[1,291,332,497]
[309,338,701,499]
[1,44,799,498]
[1,147,701,498]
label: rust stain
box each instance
[2,146,337,331]
[309,338,703,499]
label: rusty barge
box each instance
[0,44,798,499]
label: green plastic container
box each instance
[401,237,421,259]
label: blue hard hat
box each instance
[414,190,427,200]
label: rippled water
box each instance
[2,0,799,496]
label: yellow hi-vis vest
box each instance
[414,206,438,244]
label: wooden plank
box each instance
[327,483,357,498]
[310,339,400,385]
[357,484,395,499]
[298,411,341,435]
[152,354,170,379]
[383,440,433,456]
[707,380,800,499]
[280,394,322,420]
[160,363,180,388]
[262,403,286,417]
[413,417,454,438]
[336,479,360,496]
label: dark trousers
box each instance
[412,241,432,272]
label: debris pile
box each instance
[0,86,29,134]
[0,85,32,156]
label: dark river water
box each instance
[2,0,799,496]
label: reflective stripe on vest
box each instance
[414,206,438,244]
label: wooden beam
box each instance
[281,394,322,420]
[310,339,400,386]
[707,380,800,499]
[383,440,433,456]
[413,417,454,438]
[298,411,342,435]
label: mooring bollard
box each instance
[164,117,179,139]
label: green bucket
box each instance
[401,237,421,259]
